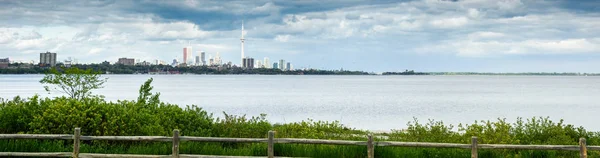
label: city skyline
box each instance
[1,0,600,72]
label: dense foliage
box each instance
[0,78,358,138]
[40,67,108,99]
[382,70,429,75]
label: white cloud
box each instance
[88,48,104,55]
[430,17,469,28]
[467,8,482,19]
[468,31,506,39]
[453,38,600,57]
[274,34,291,42]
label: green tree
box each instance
[40,67,108,100]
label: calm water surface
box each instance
[1,75,599,131]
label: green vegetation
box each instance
[1,75,599,157]
[382,70,429,75]
[40,67,108,99]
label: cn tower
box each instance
[240,21,245,66]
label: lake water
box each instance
[1,75,599,131]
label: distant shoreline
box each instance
[1,63,598,76]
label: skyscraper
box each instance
[264,57,270,68]
[195,56,200,66]
[215,52,222,65]
[273,63,278,69]
[39,51,57,67]
[286,62,291,71]
[256,60,262,68]
[183,46,192,65]
[243,57,254,69]
[278,59,285,70]
[200,51,206,65]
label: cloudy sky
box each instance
[1,0,599,72]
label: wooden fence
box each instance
[0,128,595,158]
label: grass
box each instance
[1,140,596,158]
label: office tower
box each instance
[0,58,8,69]
[264,57,270,68]
[286,62,291,71]
[195,56,200,66]
[39,51,57,67]
[183,46,192,65]
[200,51,206,65]
[117,58,135,65]
[215,52,222,65]
[278,59,285,70]
[273,63,278,69]
[242,57,254,69]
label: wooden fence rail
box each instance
[0,127,594,158]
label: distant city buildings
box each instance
[278,59,285,70]
[213,52,222,66]
[200,51,206,65]
[39,51,57,67]
[0,58,8,69]
[242,57,254,69]
[264,57,270,68]
[136,61,151,66]
[5,22,301,70]
[64,57,72,67]
[183,46,192,65]
[117,58,135,65]
[172,59,178,66]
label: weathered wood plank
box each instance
[275,138,367,145]
[471,136,478,158]
[268,131,274,158]
[478,144,580,151]
[0,152,71,157]
[375,141,471,148]
[580,138,587,158]
[587,146,600,151]
[79,153,171,158]
[180,136,267,143]
[80,136,173,142]
[173,129,180,158]
[367,135,374,158]
[74,128,81,158]
[0,134,73,140]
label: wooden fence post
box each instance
[268,131,274,158]
[367,134,374,158]
[73,128,81,158]
[471,136,478,158]
[580,138,587,158]
[172,129,180,158]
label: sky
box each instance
[0,0,599,72]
